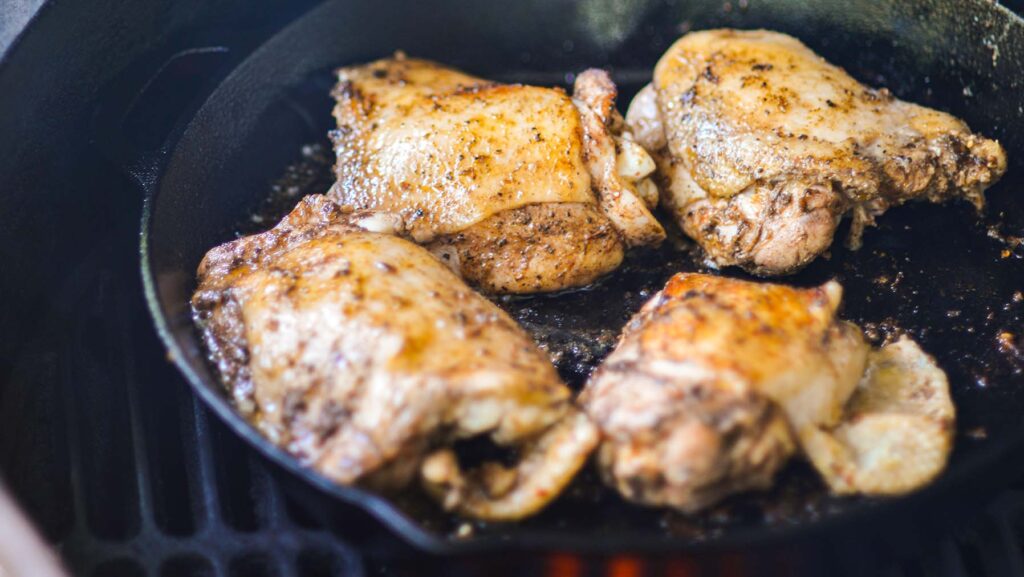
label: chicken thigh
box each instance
[581,273,953,511]
[330,54,664,293]
[626,29,1007,275]
[191,195,597,520]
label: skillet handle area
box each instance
[93,47,232,195]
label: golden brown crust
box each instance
[427,202,623,294]
[330,56,595,241]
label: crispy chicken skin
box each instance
[582,273,954,511]
[330,55,663,293]
[626,29,1007,275]
[191,195,597,520]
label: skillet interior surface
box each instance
[142,0,1024,553]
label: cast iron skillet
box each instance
[123,0,1024,560]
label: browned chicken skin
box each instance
[582,273,954,511]
[330,54,663,293]
[626,29,1007,275]
[191,195,597,520]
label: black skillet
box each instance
[122,0,1024,564]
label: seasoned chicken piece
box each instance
[626,29,1007,275]
[330,55,664,293]
[581,273,865,510]
[582,273,954,511]
[191,195,597,520]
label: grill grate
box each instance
[62,399,362,577]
